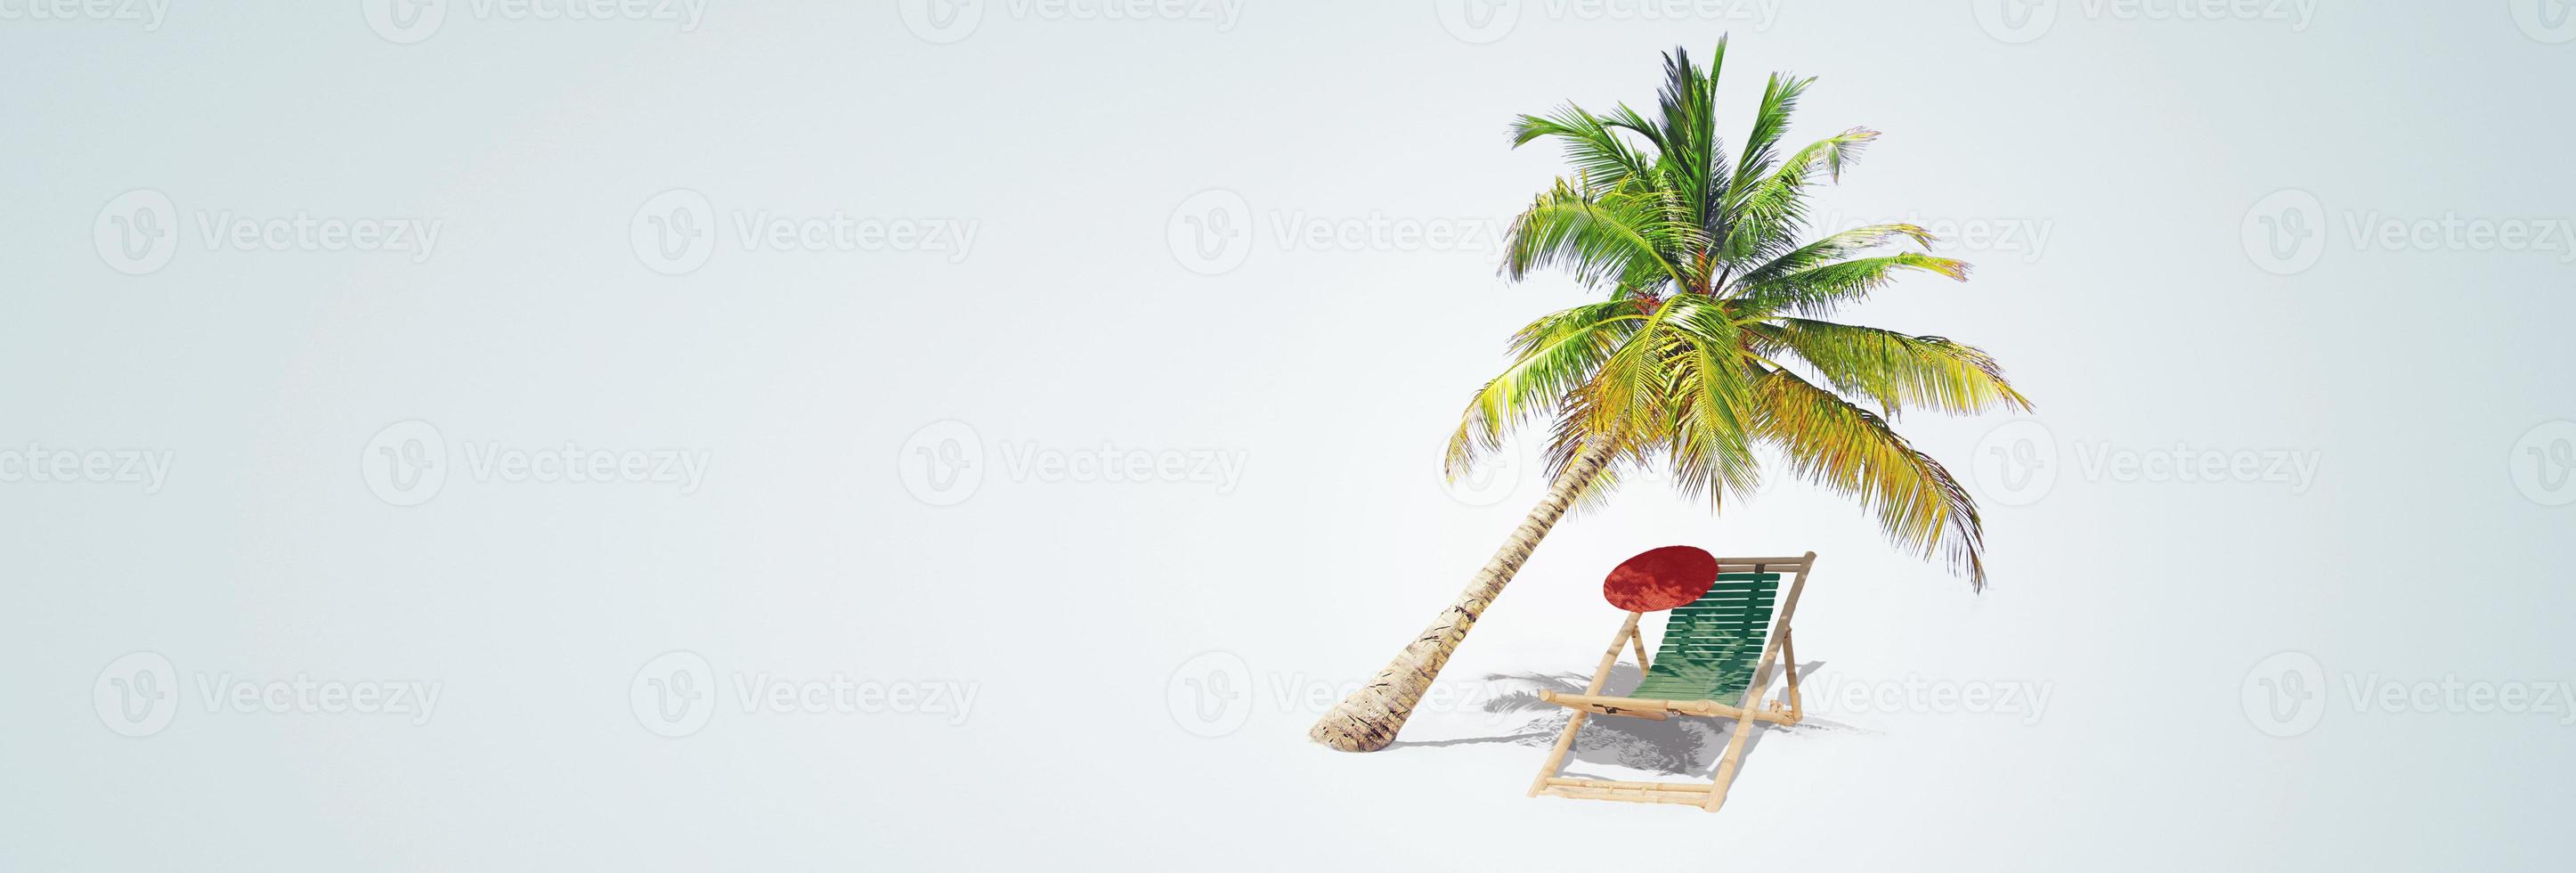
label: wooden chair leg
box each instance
[1778,628,1802,722]
[1528,709,1593,797]
[1702,703,1762,812]
[1704,552,1816,812]
[1529,612,1640,797]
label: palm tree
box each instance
[1310,40,2033,753]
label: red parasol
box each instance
[1602,545,1718,613]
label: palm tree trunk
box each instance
[1308,437,1618,752]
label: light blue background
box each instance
[5,2,2572,869]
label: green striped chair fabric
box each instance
[1626,572,1782,701]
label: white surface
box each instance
[4,4,2573,870]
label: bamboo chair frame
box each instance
[1526,551,1816,812]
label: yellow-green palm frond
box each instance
[1461,41,2029,591]
[1446,301,1643,480]
[1564,303,1675,440]
[1727,72,1817,201]
[1511,103,1656,190]
[1653,294,1761,501]
[1597,102,1676,166]
[1649,40,1731,234]
[1753,367,1988,589]
[1722,127,1880,266]
[1734,222,1935,291]
[1543,397,1637,516]
[1501,180,1699,291]
[1735,252,1970,318]
[1529,295,1765,508]
[1757,318,2033,418]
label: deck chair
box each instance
[1527,551,1816,812]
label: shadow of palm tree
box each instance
[1386,660,1830,779]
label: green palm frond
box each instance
[1651,42,1728,238]
[1728,73,1816,200]
[1653,293,1759,496]
[1447,301,1642,477]
[1759,318,2033,418]
[1500,181,1696,290]
[1456,40,2029,589]
[1724,127,1880,267]
[1511,104,1656,189]
[1735,252,1971,318]
[1734,222,1934,290]
[1598,102,1675,161]
[1751,367,1989,588]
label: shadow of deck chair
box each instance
[1527,551,1816,812]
